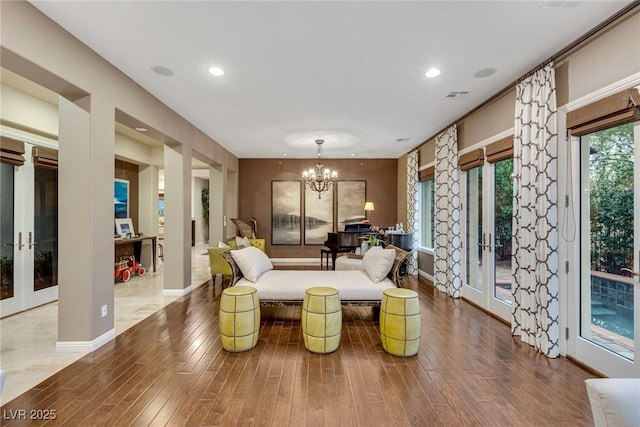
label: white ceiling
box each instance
[30,1,633,159]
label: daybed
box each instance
[221,244,409,306]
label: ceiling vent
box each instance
[395,138,411,143]
[446,91,469,98]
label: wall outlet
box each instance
[101,304,108,318]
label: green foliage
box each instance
[587,123,634,274]
[201,186,209,226]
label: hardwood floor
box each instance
[1,276,597,426]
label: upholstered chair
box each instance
[208,238,266,281]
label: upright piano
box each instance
[323,223,372,270]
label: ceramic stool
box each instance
[219,286,260,352]
[380,288,421,357]
[302,287,341,353]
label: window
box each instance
[420,179,435,249]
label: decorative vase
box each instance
[361,241,369,254]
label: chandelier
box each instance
[302,139,338,199]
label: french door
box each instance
[571,121,639,377]
[1,141,58,317]
[462,158,514,322]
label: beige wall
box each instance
[1,1,238,347]
[410,7,640,279]
[239,158,398,258]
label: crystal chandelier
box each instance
[302,139,338,199]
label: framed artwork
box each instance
[271,180,302,245]
[115,218,135,237]
[304,186,334,245]
[337,180,366,230]
[114,179,129,219]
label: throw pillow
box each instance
[230,246,273,282]
[362,246,396,283]
[235,236,251,248]
[218,241,231,248]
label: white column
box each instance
[163,144,192,293]
[209,165,224,245]
[57,95,115,351]
[138,164,159,269]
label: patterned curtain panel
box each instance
[406,150,419,274]
[434,125,462,298]
[511,63,559,358]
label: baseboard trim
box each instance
[418,269,434,283]
[163,285,193,296]
[56,328,116,353]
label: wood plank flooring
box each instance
[1,276,598,426]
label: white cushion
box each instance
[585,378,640,427]
[362,246,395,283]
[218,241,230,248]
[230,246,273,282]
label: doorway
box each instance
[462,157,514,322]
[1,140,58,317]
[570,121,639,377]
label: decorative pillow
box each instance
[231,218,255,238]
[235,236,251,248]
[230,246,273,282]
[362,246,396,283]
[218,241,231,248]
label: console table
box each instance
[114,235,157,273]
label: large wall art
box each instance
[304,186,334,245]
[271,180,301,245]
[337,180,366,230]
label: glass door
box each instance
[0,142,58,317]
[463,158,513,322]
[573,121,639,377]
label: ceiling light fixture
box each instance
[302,139,337,199]
[208,66,224,76]
[425,67,441,78]
[135,127,148,132]
[151,65,174,76]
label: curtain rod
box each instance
[407,1,640,156]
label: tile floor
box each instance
[0,243,213,405]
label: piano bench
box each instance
[320,248,332,270]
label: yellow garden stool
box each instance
[219,286,260,352]
[301,287,342,354]
[380,288,421,357]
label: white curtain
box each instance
[512,63,559,358]
[406,150,419,274]
[434,125,462,298]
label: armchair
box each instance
[208,238,265,281]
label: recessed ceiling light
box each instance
[282,153,287,157]
[151,65,174,76]
[350,153,355,157]
[135,127,148,132]
[208,66,224,76]
[425,68,441,78]
[474,68,496,78]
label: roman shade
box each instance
[486,136,514,163]
[458,149,484,171]
[0,137,25,166]
[567,88,640,136]
[32,146,58,169]
[418,166,435,182]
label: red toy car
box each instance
[114,255,145,282]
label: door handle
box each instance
[28,231,38,250]
[487,233,492,252]
[17,232,25,250]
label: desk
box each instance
[115,235,157,272]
